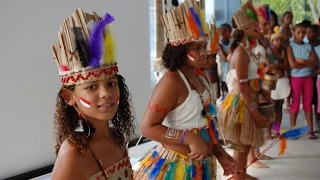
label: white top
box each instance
[226,47,259,91]
[162,70,207,130]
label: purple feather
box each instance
[189,7,204,36]
[273,122,280,133]
[89,13,115,68]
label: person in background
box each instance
[287,23,318,139]
[307,24,320,133]
[265,10,280,40]
[218,23,232,96]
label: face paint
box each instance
[187,53,195,61]
[80,97,91,108]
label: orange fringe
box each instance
[195,164,202,180]
[211,28,220,52]
[279,138,286,156]
[187,11,200,39]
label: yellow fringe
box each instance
[199,10,207,33]
[174,161,186,179]
[104,25,116,64]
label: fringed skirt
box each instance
[218,91,264,151]
[133,144,217,180]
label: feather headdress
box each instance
[233,0,258,29]
[51,9,118,85]
[161,0,208,46]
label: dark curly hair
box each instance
[229,17,245,53]
[54,74,135,155]
[162,43,189,71]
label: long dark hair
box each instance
[54,74,135,155]
[229,17,245,53]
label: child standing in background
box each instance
[287,23,318,139]
[267,29,290,138]
[281,11,293,45]
[218,23,232,96]
[205,52,220,101]
[307,24,320,133]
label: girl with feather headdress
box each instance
[218,0,273,179]
[50,9,135,180]
[133,0,238,179]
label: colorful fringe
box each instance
[133,144,217,180]
[218,90,265,150]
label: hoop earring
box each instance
[74,107,95,137]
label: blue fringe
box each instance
[266,6,271,21]
[189,7,204,36]
[192,165,196,178]
[202,159,211,180]
[282,125,308,139]
[149,158,166,180]
[208,103,217,116]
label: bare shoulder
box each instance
[153,71,182,94]
[51,139,86,180]
[232,46,249,65]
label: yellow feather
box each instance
[139,153,152,166]
[174,161,186,179]
[104,25,116,64]
[199,10,207,33]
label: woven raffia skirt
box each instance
[133,144,217,180]
[217,91,265,151]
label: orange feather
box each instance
[211,28,220,52]
[279,138,287,156]
[187,11,200,38]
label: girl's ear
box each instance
[61,88,76,106]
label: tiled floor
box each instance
[33,109,320,180]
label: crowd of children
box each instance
[206,7,320,140]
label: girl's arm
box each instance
[304,49,318,67]
[286,45,308,68]
[140,73,194,145]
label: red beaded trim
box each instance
[169,34,208,46]
[60,65,118,85]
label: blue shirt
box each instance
[290,41,313,77]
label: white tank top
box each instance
[226,49,259,91]
[162,70,208,130]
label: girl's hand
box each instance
[264,64,277,73]
[216,150,238,176]
[185,133,209,160]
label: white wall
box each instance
[0,0,150,178]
